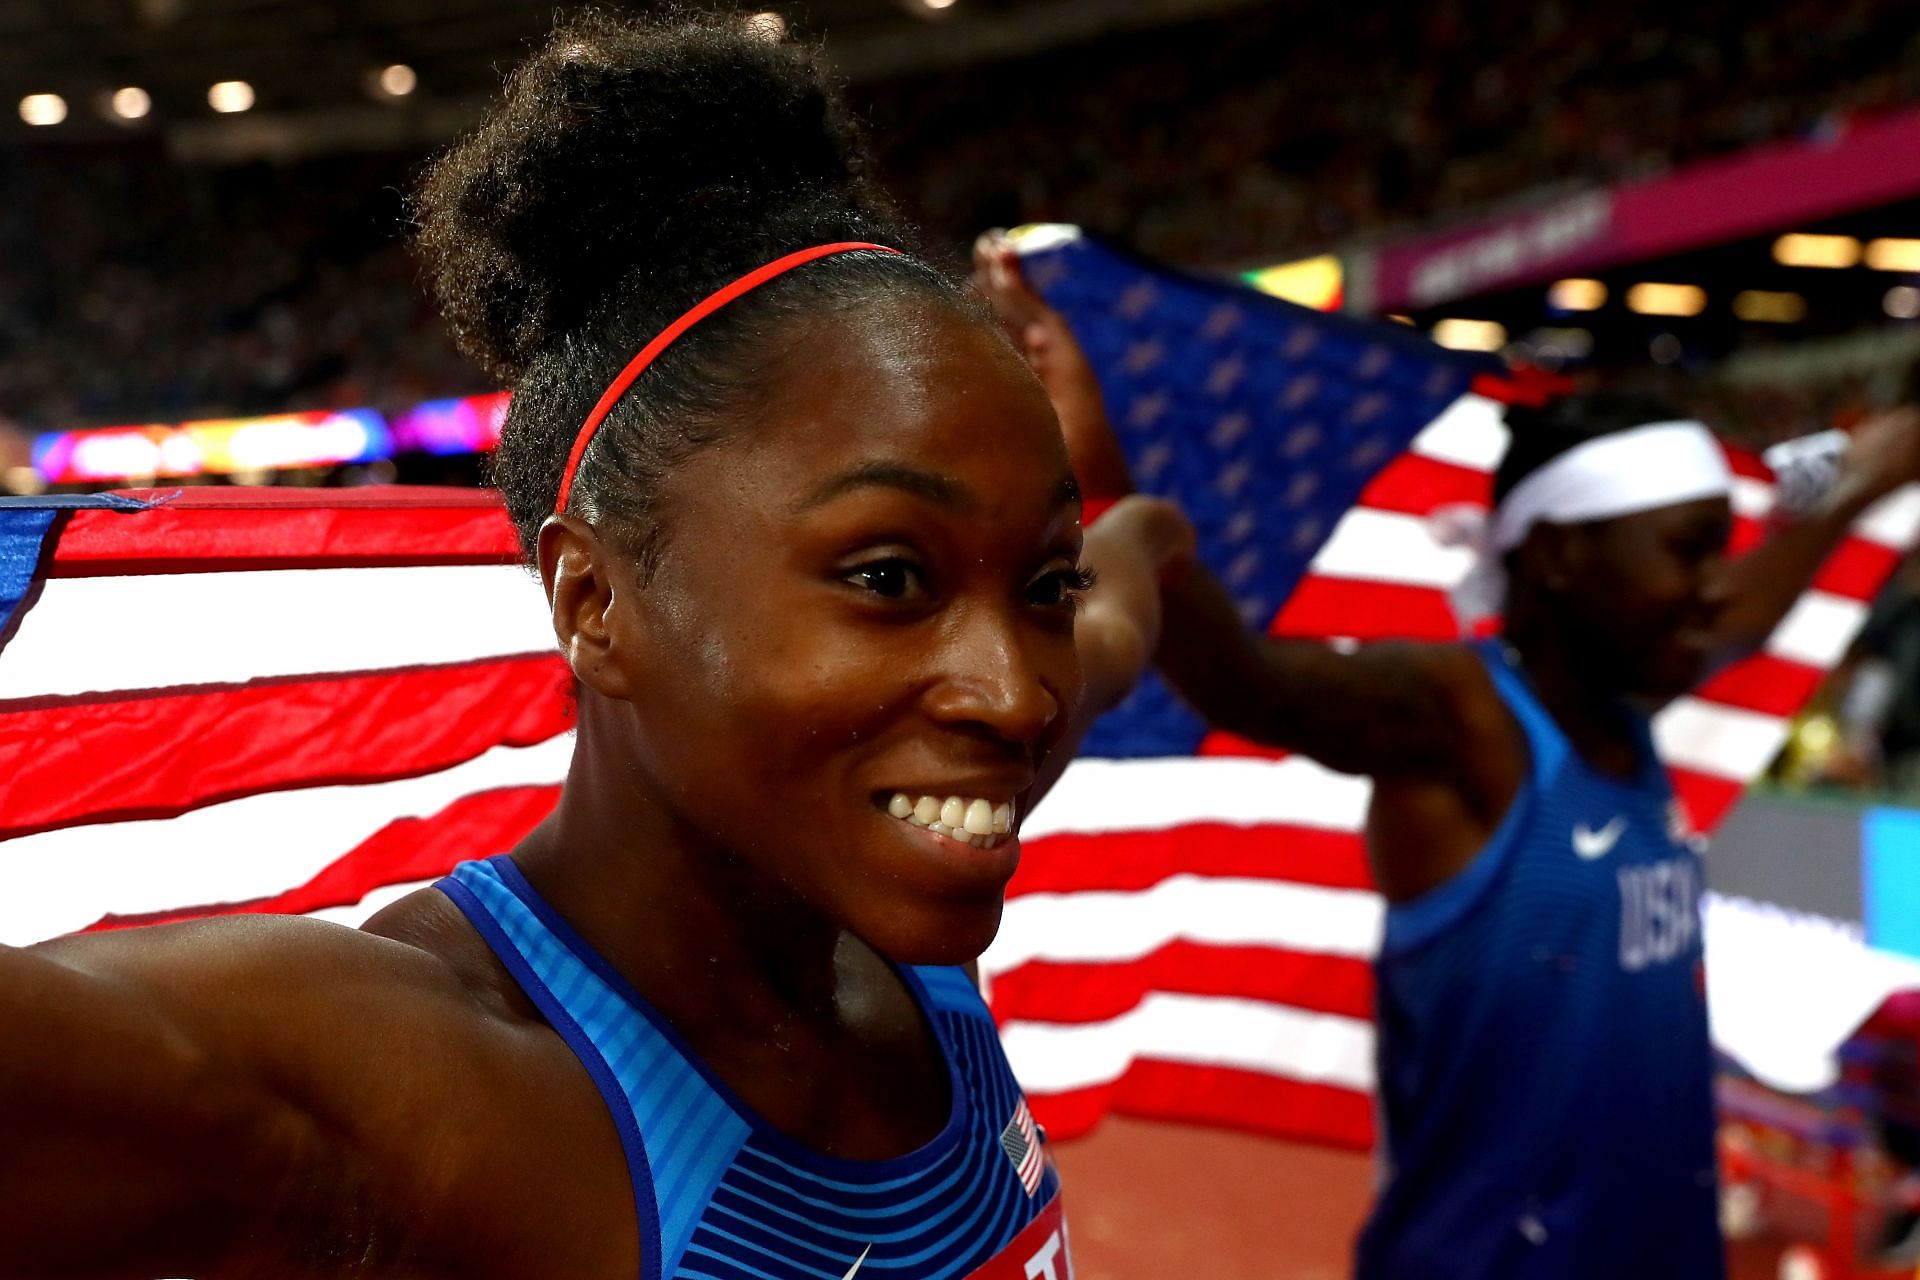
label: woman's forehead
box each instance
[751,302,1066,473]
[654,304,1073,528]
[1600,495,1733,542]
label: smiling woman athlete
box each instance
[0,16,1189,1280]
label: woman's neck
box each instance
[511,702,849,1039]
[1502,623,1644,782]
[496,695,954,1163]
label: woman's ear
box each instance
[537,514,638,701]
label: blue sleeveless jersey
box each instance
[1355,644,1723,1280]
[438,856,1070,1280]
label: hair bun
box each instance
[416,12,886,383]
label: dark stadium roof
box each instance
[0,0,1272,156]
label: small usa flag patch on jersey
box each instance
[999,1097,1045,1197]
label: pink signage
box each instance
[1360,105,1920,312]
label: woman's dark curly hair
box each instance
[415,9,976,563]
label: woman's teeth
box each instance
[885,793,1014,848]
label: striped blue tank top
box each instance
[1355,643,1723,1280]
[438,856,1070,1280]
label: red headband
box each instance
[553,241,903,513]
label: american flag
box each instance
[0,488,568,941]
[975,228,1920,1150]
[1,231,1914,1154]
[998,1097,1046,1198]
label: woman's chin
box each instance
[854,898,1004,970]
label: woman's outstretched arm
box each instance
[1023,493,1194,810]
[1706,407,1920,668]
[0,918,514,1279]
[0,933,311,1277]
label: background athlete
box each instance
[974,235,1920,1279]
[0,19,1192,1280]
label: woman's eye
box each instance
[1030,565,1097,610]
[845,560,925,601]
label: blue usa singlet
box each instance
[1355,643,1723,1280]
[438,856,1070,1280]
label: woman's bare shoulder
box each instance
[25,886,635,1279]
[35,886,504,1026]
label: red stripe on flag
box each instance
[1694,654,1826,720]
[1197,729,1289,759]
[0,655,573,839]
[81,783,562,932]
[53,488,522,576]
[1012,824,1372,896]
[1724,447,1773,482]
[1357,455,1491,517]
[991,943,1374,1025]
[1470,370,1571,408]
[1814,536,1900,602]
[1271,576,1460,641]
[1668,767,1748,833]
[1031,1061,1374,1149]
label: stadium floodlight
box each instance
[1625,283,1707,317]
[1732,290,1807,323]
[207,80,255,114]
[1865,239,1920,273]
[743,11,787,39]
[109,87,151,120]
[1547,278,1606,311]
[378,65,417,98]
[1429,318,1506,352]
[18,94,66,126]
[1886,286,1920,320]
[1772,233,1860,269]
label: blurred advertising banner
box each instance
[1353,103,1920,313]
[31,393,509,485]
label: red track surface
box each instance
[1054,1118,1821,1279]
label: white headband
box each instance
[1439,419,1732,627]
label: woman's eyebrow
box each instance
[793,462,970,513]
[791,463,1081,514]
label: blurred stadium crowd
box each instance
[877,0,1920,264]
[6,0,1920,437]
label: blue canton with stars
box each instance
[0,494,153,653]
[1023,235,1495,757]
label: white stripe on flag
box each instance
[1025,756,1370,838]
[1731,478,1775,522]
[1652,698,1792,783]
[1764,590,1869,669]
[998,992,1376,1094]
[1858,483,1920,550]
[0,564,553,702]
[983,874,1382,972]
[1407,393,1508,471]
[0,736,574,945]
[1308,508,1477,590]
